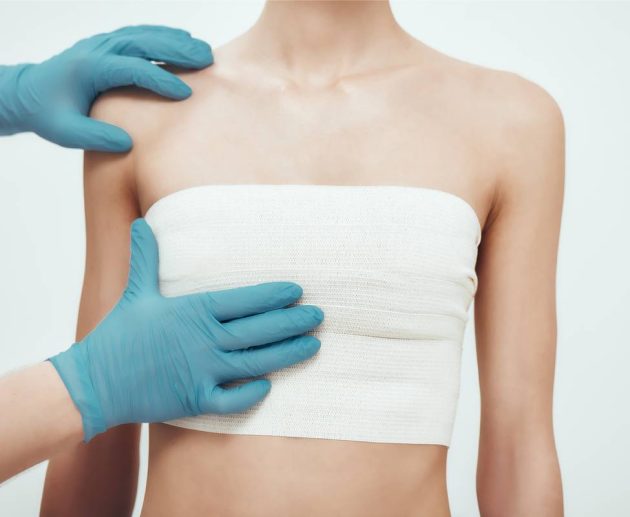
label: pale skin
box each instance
[0,363,83,483]
[42,1,565,516]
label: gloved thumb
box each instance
[38,111,133,152]
[198,379,272,415]
[126,219,160,297]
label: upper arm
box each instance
[78,144,139,337]
[474,74,565,508]
[41,92,143,517]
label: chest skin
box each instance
[132,49,496,517]
[134,59,492,227]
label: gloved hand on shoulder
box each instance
[0,25,213,151]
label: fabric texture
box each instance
[144,184,482,446]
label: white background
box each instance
[1,1,629,516]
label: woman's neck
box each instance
[232,0,415,86]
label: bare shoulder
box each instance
[84,66,209,207]
[85,64,221,192]
[88,66,201,149]
[426,51,565,209]
[446,57,565,226]
[433,51,565,148]
[471,64,565,201]
[474,64,564,145]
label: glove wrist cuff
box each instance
[0,63,36,135]
[47,342,108,442]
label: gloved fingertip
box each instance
[163,78,193,100]
[69,118,133,153]
[130,217,149,235]
[106,128,133,152]
[91,124,132,152]
[177,81,193,99]
[244,379,272,403]
[284,282,303,299]
[299,336,322,358]
[203,379,272,414]
[304,305,325,322]
[129,218,157,253]
[126,217,160,296]
[190,40,214,67]
[256,378,272,393]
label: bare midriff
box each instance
[141,423,450,517]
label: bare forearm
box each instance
[477,438,563,517]
[41,424,140,517]
[0,361,83,482]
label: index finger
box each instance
[187,282,304,322]
[111,30,213,69]
[111,25,192,38]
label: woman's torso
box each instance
[125,40,500,516]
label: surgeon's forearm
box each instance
[0,361,83,482]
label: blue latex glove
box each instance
[49,219,324,442]
[0,25,213,151]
